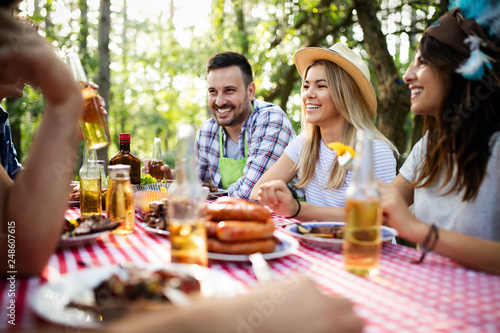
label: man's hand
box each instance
[142,158,174,180]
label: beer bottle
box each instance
[80,147,102,218]
[109,133,141,185]
[168,125,208,266]
[149,137,165,181]
[343,130,382,277]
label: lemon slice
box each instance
[327,142,355,167]
[327,142,355,157]
[160,186,167,193]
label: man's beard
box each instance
[213,94,252,127]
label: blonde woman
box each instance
[250,43,398,221]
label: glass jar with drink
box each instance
[106,164,135,234]
[80,148,102,218]
[66,51,110,150]
[343,130,383,277]
[168,125,208,266]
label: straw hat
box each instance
[294,42,377,117]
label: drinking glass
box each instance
[107,164,135,234]
[66,51,110,150]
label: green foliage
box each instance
[14,0,442,172]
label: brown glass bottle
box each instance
[109,133,141,185]
[149,137,164,181]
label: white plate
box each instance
[207,232,299,262]
[137,221,170,236]
[282,222,398,251]
[30,263,240,329]
[58,230,109,248]
[208,189,228,198]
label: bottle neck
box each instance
[348,131,378,200]
[353,135,374,184]
[80,148,100,179]
[153,140,161,160]
[172,134,201,191]
[119,141,131,152]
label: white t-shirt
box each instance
[399,132,500,241]
[284,133,396,207]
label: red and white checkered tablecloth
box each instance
[1,208,500,332]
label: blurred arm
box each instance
[0,10,82,276]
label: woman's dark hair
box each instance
[0,0,22,10]
[206,52,253,88]
[414,34,500,201]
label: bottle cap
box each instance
[119,133,130,142]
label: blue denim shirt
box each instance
[0,106,22,179]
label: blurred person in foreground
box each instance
[251,43,398,221]
[144,52,299,199]
[0,15,37,179]
[0,4,83,276]
[380,1,500,275]
[0,6,364,333]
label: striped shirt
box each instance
[284,133,396,207]
[196,99,296,199]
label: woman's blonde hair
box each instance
[296,60,398,190]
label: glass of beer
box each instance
[343,130,382,277]
[169,216,208,266]
[344,199,382,277]
[107,165,135,234]
[66,51,110,150]
[168,125,208,266]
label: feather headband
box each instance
[425,3,500,81]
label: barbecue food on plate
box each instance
[143,198,169,230]
[62,215,120,238]
[67,266,201,320]
[206,196,272,222]
[205,197,278,255]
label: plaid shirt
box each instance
[196,99,296,199]
[0,106,22,179]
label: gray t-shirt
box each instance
[400,132,500,241]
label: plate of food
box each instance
[205,197,298,261]
[139,199,169,235]
[59,216,121,248]
[282,222,398,251]
[138,221,170,236]
[30,263,240,329]
[207,232,299,262]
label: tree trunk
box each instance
[98,0,111,167]
[353,0,410,162]
[233,0,249,55]
[79,0,90,65]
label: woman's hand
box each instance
[378,180,422,240]
[258,180,298,217]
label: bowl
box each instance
[282,222,398,251]
[133,183,170,215]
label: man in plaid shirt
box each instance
[197,52,297,199]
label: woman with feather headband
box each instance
[380,0,500,274]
